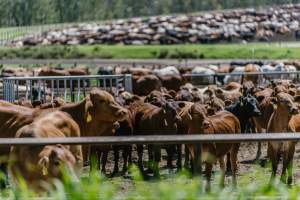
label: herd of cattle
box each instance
[12,4,300,46]
[1,61,300,192]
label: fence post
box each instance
[124,74,133,93]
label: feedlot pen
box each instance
[1,70,300,191]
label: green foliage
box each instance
[7,164,300,200]
[0,0,299,27]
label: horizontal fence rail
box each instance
[1,133,300,146]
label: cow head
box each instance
[186,103,209,131]
[161,101,181,127]
[239,94,261,117]
[87,88,128,123]
[271,92,299,116]
[37,145,77,180]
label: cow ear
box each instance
[177,102,186,108]
[38,156,49,176]
[294,95,300,103]
[224,99,232,106]
[256,95,265,103]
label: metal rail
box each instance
[2,74,133,102]
[1,133,300,146]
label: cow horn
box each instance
[164,119,168,127]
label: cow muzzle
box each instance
[253,108,262,116]
[290,107,299,115]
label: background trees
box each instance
[0,0,299,27]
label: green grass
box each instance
[1,42,300,59]
[3,164,300,200]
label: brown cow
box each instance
[59,88,128,162]
[0,88,127,187]
[132,74,162,96]
[10,111,80,190]
[267,92,299,185]
[182,103,240,191]
[130,101,180,177]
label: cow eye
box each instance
[54,160,60,166]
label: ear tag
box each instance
[87,112,92,123]
[42,167,48,176]
[240,101,244,106]
[273,104,278,110]
[163,109,166,114]
[188,114,192,120]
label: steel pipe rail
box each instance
[1,133,300,146]
[183,70,300,77]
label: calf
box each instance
[267,92,299,185]
[10,111,81,191]
[183,103,240,191]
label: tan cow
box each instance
[267,92,299,185]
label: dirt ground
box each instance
[90,141,300,192]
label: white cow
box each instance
[223,66,244,84]
[154,66,180,77]
[191,66,216,85]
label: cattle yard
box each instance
[0,59,299,199]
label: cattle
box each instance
[224,66,244,84]
[243,64,262,85]
[154,66,180,77]
[130,101,180,177]
[182,103,240,191]
[158,74,183,91]
[267,92,299,185]
[0,88,127,187]
[214,87,241,104]
[132,74,162,96]
[59,88,128,163]
[190,66,215,85]
[9,111,81,191]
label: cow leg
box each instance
[205,163,213,192]
[122,146,130,173]
[218,157,225,188]
[153,145,161,178]
[226,153,232,175]
[137,145,144,173]
[230,145,239,188]
[112,146,120,176]
[255,142,262,161]
[177,144,182,170]
[101,151,108,174]
[82,145,90,166]
[268,145,279,184]
[184,144,190,169]
[285,143,295,185]
[70,145,83,173]
[147,145,154,173]
[0,164,7,189]
[166,145,173,172]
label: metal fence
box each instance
[2,74,132,103]
[183,70,300,86]
[0,133,300,146]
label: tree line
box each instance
[0,0,299,27]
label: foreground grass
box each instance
[1,42,300,60]
[2,165,300,200]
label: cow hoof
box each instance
[287,177,293,185]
